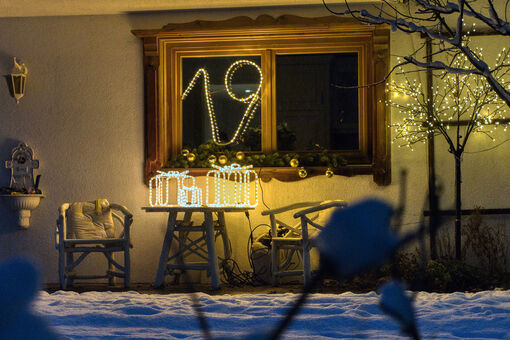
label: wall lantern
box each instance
[10,57,28,104]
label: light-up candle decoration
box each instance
[181,59,263,146]
[205,163,258,207]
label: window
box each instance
[133,15,390,184]
[275,53,359,151]
[181,55,263,151]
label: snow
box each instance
[32,289,510,339]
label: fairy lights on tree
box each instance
[322,0,510,259]
[390,47,510,148]
[388,46,510,259]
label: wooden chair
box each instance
[55,201,133,289]
[262,200,347,286]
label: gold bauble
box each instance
[325,168,334,178]
[290,158,299,168]
[236,151,245,161]
[187,153,196,162]
[182,149,190,157]
[208,155,217,164]
[218,155,228,165]
[298,167,307,179]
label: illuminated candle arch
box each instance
[181,59,263,146]
[205,163,258,208]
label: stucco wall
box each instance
[0,6,507,284]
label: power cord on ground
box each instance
[219,212,272,286]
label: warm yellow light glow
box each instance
[388,46,510,148]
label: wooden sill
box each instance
[158,164,373,182]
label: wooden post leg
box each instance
[124,244,131,289]
[58,245,65,289]
[301,216,311,286]
[108,252,114,286]
[66,252,74,288]
[204,212,220,290]
[270,214,279,286]
[174,211,192,284]
[302,243,311,286]
[154,211,177,288]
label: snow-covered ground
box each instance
[33,290,510,339]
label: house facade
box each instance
[0,2,508,285]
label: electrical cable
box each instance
[257,168,270,210]
[246,213,272,284]
[219,213,272,286]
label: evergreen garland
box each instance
[170,140,347,169]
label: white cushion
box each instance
[67,199,114,239]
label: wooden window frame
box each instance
[132,15,390,185]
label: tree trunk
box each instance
[426,37,439,260]
[454,153,462,260]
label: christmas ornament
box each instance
[208,155,217,164]
[236,151,245,161]
[187,153,196,162]
[298,167,307,178]
[218,155,228,165]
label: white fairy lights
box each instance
[177,176,203,207]
[181,59,263,146]
[388,46,510,150]
[206,163,258,208]
[148,164,258,208]
[149,171,185,207]
[149,170,202,207]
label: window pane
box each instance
[182,56,262,151]
[276,53,358,151]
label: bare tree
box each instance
[323,0,510,107]
[322,0,510,259]
[388,47,510,259]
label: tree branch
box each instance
[323,0,510,108]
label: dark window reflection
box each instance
[276,53,359,151]
[182,56,262,151]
